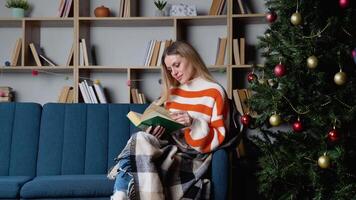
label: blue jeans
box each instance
[113,156,133,193]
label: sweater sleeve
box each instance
[184,92,227,153]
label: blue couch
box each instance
[0,103,229,200]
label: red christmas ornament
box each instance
[240,114,251,126]
[247,73,257,83]
[328,129,339,142]
[339,0,349,8]
[31,70,39,76]
[266,11,277,23]
[0,91,5,97]
[292,120,303,132]
[274,63,286,77]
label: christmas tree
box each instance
[245,0,356,199]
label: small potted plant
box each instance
[6,0,30,18]
[154,0,167,16]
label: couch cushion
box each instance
[37,103,148,176]
[0,176,33,198]
[0,103,41,177]
[20,175,114,198]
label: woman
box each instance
[109,41,228,200]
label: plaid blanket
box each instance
[108,131,212,200]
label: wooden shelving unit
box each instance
[0,0,267,104]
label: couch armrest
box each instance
[211,148,229,200]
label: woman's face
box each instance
[164,54,196,84]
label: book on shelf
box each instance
[79,41,84,66]
[209,0,221,15]
[156,39,173,67]
[149,40,161,67]
[127,103,185,134]
[215,37,227,66]
[79,81,91,103]
[0,86,13,98]
[93,80,107,103]
[83,80,98,103]
[10,38,22,66]
[81,39,90,66]
[236,0,246,14]
[66,87,74,103]
[130,88,146,104]
[57,0,66,17]
[0,86,13,102]
[232,89,251,115]
[131,88,139,103]
[0,96,13,102]
[39,54,57,66]
[58,86,73,103]
[63,0,73,17]
[217,0,226,15]
[239,38,245,64]
[119,0,132,17]
[65,43,74,66]
[29,43,42,66]
[233,38,241,65]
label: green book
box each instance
[127,103,185,134]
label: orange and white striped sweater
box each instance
[165,77,228,153]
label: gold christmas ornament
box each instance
[318,154,331,169]
[258,78,267,85]
[334,70,347,85]
[290,12,302,26]
[269,114,282,126]
[307,55,318,69]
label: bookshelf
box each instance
[0,0,267,104]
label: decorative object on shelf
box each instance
[94,5,110,17]
[169,3,197,16]
[5,0,30,18]
[31,70,39,76]
[5,61,11,66]
[154,0,167,16]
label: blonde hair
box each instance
[156,41,216,105]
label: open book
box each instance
[127,103,185,134]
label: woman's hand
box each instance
[145,126,165,139]
[170,111,193,127]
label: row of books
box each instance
[79,39,91,66]
[131,88,147,104]
[119,0,132,17]
[79,80,107,104]
[57,0,73,17]
[233,38,246,65]
[232,88,252,116]
[236,0,252,14]
[0,87,13,102]
[143,40,173,67]
[215,37,228,65]
[8,38,68,67]
[58,86,74,103]
[209,0,226,15]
